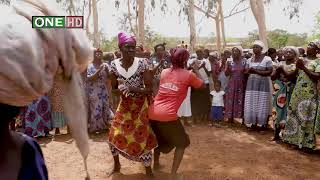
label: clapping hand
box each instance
[296,58,305,69]
[248,67,256,74]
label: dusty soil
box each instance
[39,122,320,180]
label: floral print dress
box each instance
[21,96,52,137]
[108,58,158,167]
[283,58,320,149]
[86,63,114,132]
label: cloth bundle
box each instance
[0,0,93,178]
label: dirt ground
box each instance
[39,122,320,180]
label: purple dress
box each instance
[225,59,247,119]
[86,63,113,132]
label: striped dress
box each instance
[244,56,273,126]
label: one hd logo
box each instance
[32,16,84,29]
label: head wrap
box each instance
[209,51,220,58]
[310,39,320,49]
[232,46,243,56]
[283,46,300,59]
[118,31,136,48]
[170,48,189,68]
[253,40,267,54]
[0,0,92,178]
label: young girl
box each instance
[209,80,225,126]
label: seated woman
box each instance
[148,48,205,178]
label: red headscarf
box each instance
[170,47,189,68]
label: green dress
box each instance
[283,58,320,149]
[272,62,296,128]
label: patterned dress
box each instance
[108,58,158,166]
[48,76,67,128]
[21,96,52,137]
[225,58,247,119]
[244,56,273,126]
[272,62,296,128]
[283,58,320,149]
[86,63,113,132]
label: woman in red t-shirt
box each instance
[148,48,205,177]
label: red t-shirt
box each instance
[148,68,203,121]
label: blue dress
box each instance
[18,133,48,180]
[21,96,52,137]
[86,63,113,132]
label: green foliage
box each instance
[240,29,307,49]
[268,29,289,49]
[240,30,259,48]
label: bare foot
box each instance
[106,164,121,177]
[153,163,165,171]
[55,128,61,135]
[170,173,184,180]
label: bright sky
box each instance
[97,0,320,39]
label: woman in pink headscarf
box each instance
[148,48,205,178]
[107,32,158,177]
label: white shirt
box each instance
[210,90,225,107]
[191,58,211,84]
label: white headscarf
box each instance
[253,40,267,54]
[209,51,220,58]
[0,0,92,178]
[283,46,300,59]
[232,46,244,56]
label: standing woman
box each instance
[107,32,158,177]
[283,41,320,149]
[86,48,113,133]
[150,43,171,95]
[148,48,204,178]
[271,46,298,141]
[225,46,247,123]
[48,66,68,135]
[190,49,211,123]
[244,40,273,130]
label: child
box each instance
[209,80,225,126]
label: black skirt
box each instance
[191,84,211,116]
[150,120,190,154]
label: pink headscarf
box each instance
[118,32,136,47]
[170,47,189,68]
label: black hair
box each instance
[154,43,166,52]
[267,48,277,56]
[214,80,221,85]
[0,103,20,131]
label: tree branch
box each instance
[224,7,250,19]
[193,3,216,19]
[228,0,246,15]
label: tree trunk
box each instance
[137,0,145,45]
[250,0,268,48]
[218,0,226,49]
[85,0,92,37]
[215,1,222,52]
[92,0,100,47]
[127,0,136,36]
[188,0,196,53]
[69,0,76,15]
